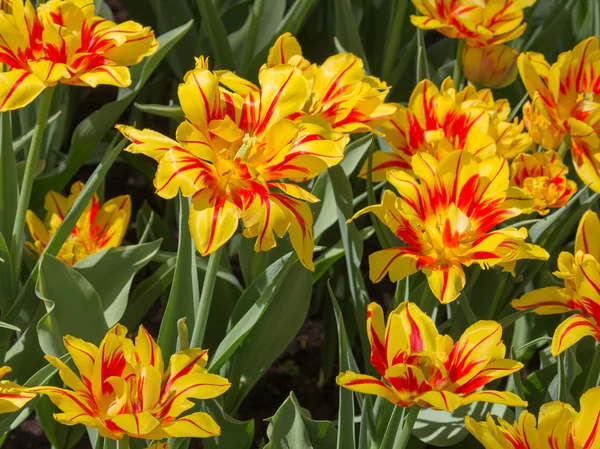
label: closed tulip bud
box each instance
[463,45,519,89]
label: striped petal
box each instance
[267,183,319,203]
[0,69,46,112]
[366,302,388,375]
[465,414,521,449]
[461,390,528,408]
[576,211,600,260]
[569,118,600,193]
[63,335,98,382]
[178,67,221,127]
[117,125,182,162]
[425,265,466,305]
[163,411,221,438]
[336,371,400,405]
[94,195,131,250]
[419,390,463,412]
[511,286,575,315]
[389,302,439,355]
[447,321,505,386]
[25,211,49,251]
[75,66,131,88]
[456,359,524,394]
[154,148,215,199]
[163,348,209,392]
[267,32,303,66]
[215,70,259,96]
[189,190,241,256]
[573,386,600,449]
[134,326,164,374]
[110,412,160,437]
[551,315,600,356]
[252,65,309,138]
[368,247,419,283]
[358,151,411,183]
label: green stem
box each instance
[9,87,55,283]
[558,352,568,403]
[489,272,509,319]
[116,436,129,449]
[380,0,408,80]
[379,406,404,449]
[557,134,570,159]
[393,276,409,309]
[453,39,465,89]
[459,292,477,325]
[584,343,600,390]
[366,139,392,249]
[189,246,223,349]
[395,406,420,449]
[419,284,437,316]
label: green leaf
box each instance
[313,226,375,285]
[413,403,513,446]
[223,261,312,412]
[136,202,177,250]
[0,110,17,239]
[148,0,198,77]
[195,0,236,70]
[121,256,176,329]
[328,282,358,449]
[73,241,161,327]
[208,253,296,374]
[328,164,370,368]
[0,232,14,312]
[158,195,199,361]
[12,111,62,154]
[333,0,369,72]
[36,255,109,356]
[265,392,338,449]
[32,20,193,202]
[203,400,255,449]
[133,103,183,121]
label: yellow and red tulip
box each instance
[411,0,536,47]
[0,366,35,413]
[352,150,548,304]
[29,324,231,440]
[218,32,396,136]
[337,302,526,412]
[25,181,131,266]
[513,211,600,356]
[118,58,344,271]
[510,150,577,216]
[466,386,600,448]
[518,37,600,192]
[462,44,519,89]
[360,77,532,182]
[0,0,157,111]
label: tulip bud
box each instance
[463,44,519,89]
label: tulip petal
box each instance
[419,390,463,412]
[117,125,182,162]
[0,69,46,112]
[154,148,216,199]
[359,151,411,182]
[189,191,240,256]
[576,211,600,260]
[447,320,504,386]
[573,386,600,449]
[336,371,400,405]
[111,411,160,437]
[164,411,221,438]
[551,314,600,356]
[366,302,388,375]
[511,286,575,315]
[461,390,528,408]
[426,265,466,304]
[368,248,419,283]
[178,67,221,127]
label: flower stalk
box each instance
[453,39,465,88]
[190,246,223,348]
[10,86,55,282]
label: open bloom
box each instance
[512,211,600,355]
[463,44,519,88]
[510,150,577,216]
[360,78,532,181]
[26,181,131,266]
[0,366,35,413]
[119,58,343,270]
[411,0,535,47]
[218,32,396,136]
[466,387,600,448]
[519,37,600,191]
[337,302,526,412]
[30,325,230,440]
[0,0,157,111]
[352,151,548,303]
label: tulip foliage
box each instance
[0,0,599,448]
